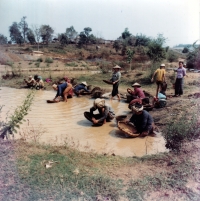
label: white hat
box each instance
[29,75,33,78]
[52,84,57,89]
[160,64,165,67]
[81,81,88,86]
[132,103,143,112]
[93,98,105,109]
[113,65,121,69]
[132,82,141,87]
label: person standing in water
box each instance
[110,65,121,101]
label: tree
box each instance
[182,47,189,53]
[32,25,41,50]
[59,33,69,46]
[26,29,36,45]
[0,34,7,45]
[65,26,78,41]
[121,28,132,40]
[135,34,150,46]
[18,16,28,44]
[126,49,135,71]
[113,40,121,52]
[9,22,23,45]
[146,35,166,62]
[78,27,92,47]
[40,25,54,46]
[88,34,97,44]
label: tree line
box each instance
[0,16,199,68]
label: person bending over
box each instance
[52,82,72,102]
[24,75,36,88]
[128,82,146,109]
[73,81,89,97]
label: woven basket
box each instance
[117,121,140,137]
[103,80,113,85]
[47,100,58,103]
[143,104,154,111]
[115,115,127,122]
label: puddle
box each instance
[0,87,167,157]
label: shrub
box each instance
[45,57,53,63]
[163,106,200,152]
[167,50,178,62]
[35,62,40,68]
[37,58,43,62]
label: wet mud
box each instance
[0,87,167,157]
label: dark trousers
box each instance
[112,82,119,97]
[175,78,183,95]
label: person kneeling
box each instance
[52,82,72,102]
[126,103,154,137]
[24,75,36,88]
[84,98,115,125]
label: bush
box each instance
[35,62,40,68]
[45,57,53,63]
[163,106,200,152]
[37,58,43,62]
[167,50,178,62]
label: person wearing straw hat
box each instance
[126,103,154,137]
[86,98,115,125]
[73,81,90,97]
[24,75,36,88]
[110,65,121,101]
[52,82,72,102]
[151,63,166,98]
[127,83,146,109]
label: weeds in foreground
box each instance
[163,103,200,152]
[15,139,200,201]
[0,91,34,139]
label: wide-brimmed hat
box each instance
[132,83,141,87]
[132,103,143,113]
[93,98,105,109]
[52,84,57,89]
[81,81,88,86]
[113,65,121,69]
[160,64,165,67]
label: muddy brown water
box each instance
[0,87,167,157]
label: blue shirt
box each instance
[74,84,89,92]
[56,83,68,97]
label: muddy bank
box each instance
[0,87,167,157]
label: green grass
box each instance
[65,62,79,67]
[15,139,200,200]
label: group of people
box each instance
[151,61,187,98]
[24,75,44,89]
[52,79,89,102]
[84,61,188,137]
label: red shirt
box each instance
[132,87,145,98]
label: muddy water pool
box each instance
[0,87,167,157]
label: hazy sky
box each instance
[0,0,199,47]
